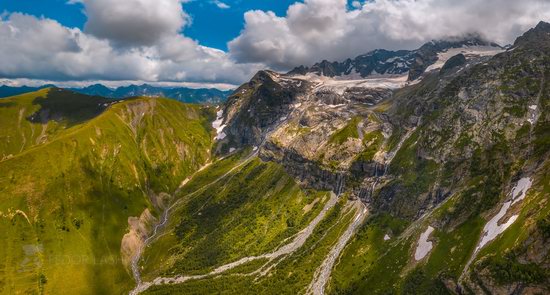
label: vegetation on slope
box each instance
[140,155,329,279]
[329,25,550,295]
[0,89,213,294]
[143,197,355,295]
[0,88,111,160]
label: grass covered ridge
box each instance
[0,89,213,294]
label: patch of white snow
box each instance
[216,132,226,140]
[293,73,410,95]
[511,177,532,204]
[475,177,532,252]
[414,226,435,261]
[212,110,226,141]
[384,234,391,241]
[425,46,504,72]
[475,201,517,252]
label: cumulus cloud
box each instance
[0,9,261,87]
[0,13,148,81]
[79,0,189,47]
[229,0,550,70]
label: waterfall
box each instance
[358,187,369,200]
[360,160,387,201]
[358,125,419,203]
[334,173,345,196]
[370,179,378,198]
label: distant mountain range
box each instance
[288,35,503,80]
[0,84,232,104]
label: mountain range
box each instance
[0,84,231,104]
[288,34,503,80]
[0,22,549,295]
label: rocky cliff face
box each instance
[215,22,550,294]
[220,71,309,149]
[219,68,395,193]
[219,35,506,200]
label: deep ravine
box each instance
[129,146,267,294]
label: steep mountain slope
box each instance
[191,22,550,295]
[0,88,112,160]
[327,21,550,294]
[132,154,358,294]
[0,89,214,294]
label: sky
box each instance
[0,0,549,89]
[0,0,298,51]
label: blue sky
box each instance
[0,0,363,51]
[0,0,86,29]
[183,0,298,50]
[0,0,298,50]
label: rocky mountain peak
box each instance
[407,34,502,80]
[244,70,273,88]
[513,20,550,48]
[287,35,502,82]
[419,34,498,51]
[536,20,550,30]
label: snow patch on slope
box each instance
[511,177,532,204]
[527,104,539,125]
[414,226,435,261]
[294,73,410,95]
[475,177,532,252]
[475,201,518,252]
[425,46,504,72]
[212,109,226,140]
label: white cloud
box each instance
[0,10,261,87]
[229,0,550,70]
[213,1,230,9]
[79,0,189,47]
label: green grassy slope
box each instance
[143,194,355,295]
[0,88,112,160]
[140,155,329,279]
[329,169,550,295]
[0,89,213,294]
